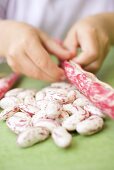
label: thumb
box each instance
[64,29,79,58]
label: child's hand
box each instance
[0,21,71,81]
[64,16,110,73]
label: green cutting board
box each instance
[0,48,114,170]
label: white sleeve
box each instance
[0,0,9,19]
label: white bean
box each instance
[50,82,73,89]
[36,100,62,119]
[39,88,71,104]
[17,127,49,148]
[84,105,105,118]
[32,118,60,132]
[0,96,22,109]
[31,110,59,120]
[0,106,19,120]
[43,101,61,117]
[36,99,49,110]
[6,112,32,134]
[56,110,69,124]
[63,104,85,115]
[19,104,40,116]
[24,96,36,105]
[67,90,76,103]
[31,112,45,121]
[74,89,84,98]
[17,89,36,100]
[45,89,68,104]
[73,97,90,107]
[35,90,46,101]
[52,126,72,148]
[5,88,24,97]
[62,110,90,131]
[76,115,104,135]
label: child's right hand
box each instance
[64,15,110,73]
[0,21,71,81]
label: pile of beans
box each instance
[0,82,105,148]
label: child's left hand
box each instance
[64,16,110,73]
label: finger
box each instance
[84,60,101,73]
[7,57,20,74]
[72,28,100,66]
[72,51,98,67]
[54,39,63,46]
[25,38,65,81]
[64,29,79,57]
[39,31,72,60]
[8,52,64,81]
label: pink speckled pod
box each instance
[0,73,20,99]
[63,61,114,119]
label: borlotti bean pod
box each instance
[63,61,114,119]
[0,73,20,99]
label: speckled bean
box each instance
[0,96,22,109]
[17,89,36,100]
[52,126,72,148]
[76,115,104,135]
[84,104,105,118]
[17,126,49,147]
[19,104,40,116]
[57,110,69,124]
[62,110,90,131]
[63,104,85,115]
[32,118,60,132]
[0,106,19,120]
[6,112,32,134]
[36,100,62,119]
[73,97,90,107]
[5,88,24,97]
[24,96,36,105]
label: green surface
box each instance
[0,48,114,170]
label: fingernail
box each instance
[68,49,76,57]
[72,56,79,62]
[72,57,77,62]
[54,39,63,45]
